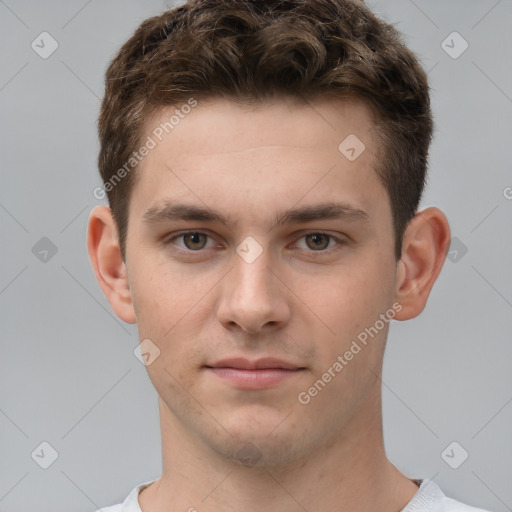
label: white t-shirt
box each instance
[94,478,492,511]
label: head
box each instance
[88,0,450,468]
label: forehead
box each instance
[143,95,378,157]
[130,96,388,227]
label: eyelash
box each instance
[162,230,346,257]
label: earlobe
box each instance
[393,207,451,321]
[87,205,137,324]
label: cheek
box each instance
[129,254,226,388]
[130,262,211,387]
[301,257,395,362]
[130,253,214,336]
[307,262,388,323]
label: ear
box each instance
[87,205,136,324]
[393,207,451,320]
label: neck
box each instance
[139,383,419,512]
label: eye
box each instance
[164,231,217,252]
[162,230,346,257]
[293,232,344,252]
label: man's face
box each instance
[124,96,399,466]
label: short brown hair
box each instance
[97,0,433,261]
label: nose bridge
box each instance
[232,237,275,303]
[217,236,289,333]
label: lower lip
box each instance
[206,367,303,389]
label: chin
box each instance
[206,425,308,469]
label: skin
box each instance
[88,95,451,512]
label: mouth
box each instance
[204,358,306,389]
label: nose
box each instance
[216,243,291,334]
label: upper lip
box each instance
[205,358,303,370]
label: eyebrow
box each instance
[141,201,370,229]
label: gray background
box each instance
[0,1,511,511]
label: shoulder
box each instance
[405,478,493,512]
[92,479,157,512]
[444,497,493,512]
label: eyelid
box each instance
[290,231,346,251]
[163,229,347,254]
[162,230,221,251]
